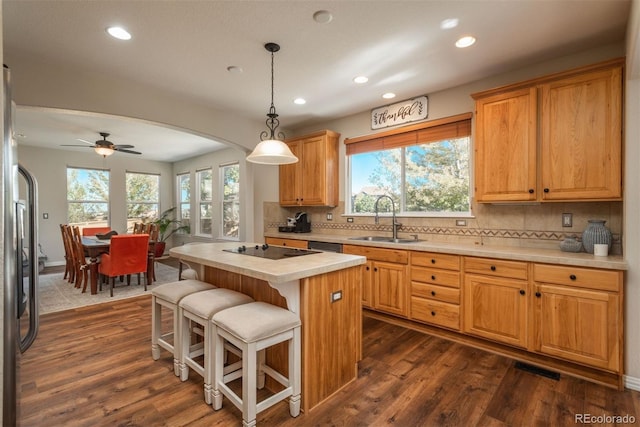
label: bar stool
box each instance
[151,279,216,376]
[178,288,254,404]
[212,301,302,427]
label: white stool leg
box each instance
[243,341,258,427]
[203,321,213,404]
[289,326,301,417]
[257,349,266,389]
[172,304,181,376]
[212,332,224,411]
[178,306,190,381]
[151,295,161,360]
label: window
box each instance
[177,173,191,230]
[67,167,110,227]
[220,163,240,239]
[346,115,471,216]
[196,168,213,236]
[126,172,160,231]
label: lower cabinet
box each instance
[343,245,409,317]
[532,264,622,372]
[264,237,308,249]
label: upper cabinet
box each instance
[279,130,340,207]
[472,58,623,203]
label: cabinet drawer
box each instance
[533,264,622,292]
[411,297,460,330]
[411,252,460,270]
[411,282,460,304]
[264,237,308,249]
[464,257,528,280]
[343,245,408,264]
[411,266,460,288]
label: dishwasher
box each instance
[308,240,343,253]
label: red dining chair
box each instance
[98,234,150,297]
[82,226,112,236]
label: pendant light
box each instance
[247,42,298,165]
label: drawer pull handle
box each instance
[431,275,436,280]
[569,274,577,281]
[490,265,496,271]
[519,289,525,296]
[431,291,436,296]
[431,311,436,316]
[535,292,541,298]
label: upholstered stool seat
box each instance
[178,288,254,404]
[212,302,301,427]
[151,279,216,376]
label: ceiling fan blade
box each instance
[113,144,135,149]
[115,148,142,155]
[76,138,94,145]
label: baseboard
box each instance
[624,375,640,391]
[44,261,65,267]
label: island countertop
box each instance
[169,241,366,283]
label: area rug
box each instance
[38,262,180,314]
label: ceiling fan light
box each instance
[246,139,298,165]
[95,146,115,157]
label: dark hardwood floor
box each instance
[18,295,640,426]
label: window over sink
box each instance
[345,114,472,217]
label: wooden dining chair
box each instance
[81,226,111,236]
[59,224,75,282]
[98,234,150,297]
[133,222,144,234]
[70,225,91,292]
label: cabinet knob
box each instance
[282,242,287,246]
[431,311,436,316]
[490,265,496,271]
[365,266,370,271]
[431,291,436,296]
[569,274,577,281]
[528,189,534,194]
[543,188,550,193]
[374,267,378,272]
[431,259,436,264]
[519,289,525,296]
[535,292,541,298]
[431,275,436,280]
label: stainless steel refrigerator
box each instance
[2,65,40,426]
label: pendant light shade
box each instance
[247,42,298,165]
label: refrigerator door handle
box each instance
[18,164,39,353]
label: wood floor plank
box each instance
[17,294,640,426]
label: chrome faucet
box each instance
[374,195,401,240]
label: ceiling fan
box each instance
[62,132,142,157]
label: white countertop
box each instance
[264,231,628,270]
[169,241,367,283]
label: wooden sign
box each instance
[371,95,428,129]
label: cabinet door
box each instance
[299,136,327,205]
[540,66,622,200]
[279,140,301,206]
[361,261,373,308]
[474,87,537,202]
[533,283,620,372]
[463,274,528,348]
[373,261,408,317]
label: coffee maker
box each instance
[294,212,311,233]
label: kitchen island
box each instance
[169,242,366,412]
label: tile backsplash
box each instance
[264,201,623,254]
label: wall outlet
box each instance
[326,213,333,221]
[455,219,467,226]
[347,217,354,223]
[43,213,49,219]
[331,290,342,302]
[562,213,573,227]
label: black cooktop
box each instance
[223,243,320,260]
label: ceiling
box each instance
[3,0,631,162]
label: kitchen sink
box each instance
[348,236,422,244]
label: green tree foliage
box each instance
[126,173,159,220]
[67,168,109,223]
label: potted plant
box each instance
[151,207,190,257]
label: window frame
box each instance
[195,167,213,237]
[125,171,160,232]
[176,172,191,232]
[66,166,111,227]
[345,113,473,218]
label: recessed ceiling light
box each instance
[313,10,333,24]
[382,93,396,99]
[294,98,306,105]
[455,36,476,48]
[353,76,369,84]
[440,18,459,30]
[106,26,132,40]
[226,65,243,74]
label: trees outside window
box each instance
[67,167,110,226]
[177,173,191,230]
[126,172,160,231]
[220,163,239,239]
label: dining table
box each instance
[81,236,156,295]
